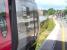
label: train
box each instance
[0,0,39,50]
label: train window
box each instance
[15,0,39,50]
[15,1,36,38]
[0,1,7,38]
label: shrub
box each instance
[35,18,55,50]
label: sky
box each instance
[35,0,67,10]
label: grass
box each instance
[35,18,55,50]
[40,18,55,33]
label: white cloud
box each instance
[35,0,67,9]
[35,0,67,6]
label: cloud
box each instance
[36,0,66,5]
[35,0,67,9]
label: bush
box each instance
[40,18,55,33]
[35,18,55,50]
[47,19,55,31]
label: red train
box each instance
[0,0,39,50]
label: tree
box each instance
[63,7,67,15]
[47,8,55,15]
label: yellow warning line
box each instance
[61,24,65,50]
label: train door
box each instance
[0,0,18,50]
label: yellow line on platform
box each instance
[61,24,65,50]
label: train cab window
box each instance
[15,1,36,38]
[0,1,7,38]
[15,0,39,50]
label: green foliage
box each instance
[0,12,5,16]
[43,8,56,16]
[40,18,55,33]
[40,19,48,33]
[35,19,55,50]
[63,7,67,15]
[48,8,55,15]
[47,19,55,31]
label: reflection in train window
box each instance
[16,6,38,37]
[0,15,7,37]
[0,0,7,38]
[15,0,39,50]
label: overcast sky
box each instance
[35,0,67,10]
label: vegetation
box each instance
[63,7,67,15]
[40,18,55,33]
[35,18,55,50]
[0,12,5,16]
[43,7,67,16]
[43,8,56,16]
[47,8,56,15]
